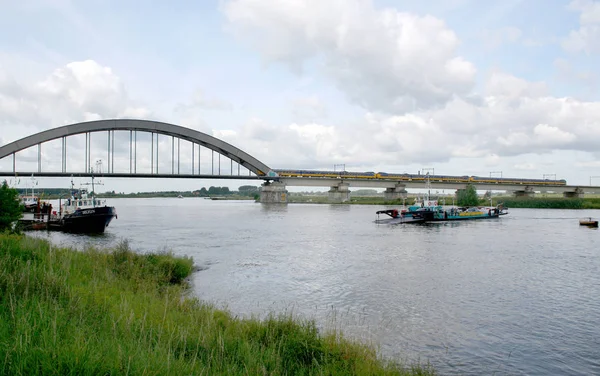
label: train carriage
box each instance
[273,169,567,186]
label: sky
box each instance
[1,0,600,193]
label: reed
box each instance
[0,234,434,375]
[493,197,600,209]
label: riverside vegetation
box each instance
[0,234,434,375]
[289,194,600,209]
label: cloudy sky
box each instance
[1,0,600,192]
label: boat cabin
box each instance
[21,195,39,205]
[60,189,107,215]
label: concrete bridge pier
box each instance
[513,186,535,197]
[260,181,288,203]
[563,187,584,198]
[384,184,407,200]
[329,183,350,203]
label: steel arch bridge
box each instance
[0,119,277,180]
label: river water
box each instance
[33,198,600,375]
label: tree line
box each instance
[98,185,261,198]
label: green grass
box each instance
[288,194,600,209]
[0,234,434,375]
[494,197,600,209]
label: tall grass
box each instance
[0,234,434,375]
[494,197,600,209]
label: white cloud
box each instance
[3,4,600,188]
[223,0,476,112]
[533,123,577,144]
[210,70,600,170]
[514,163,536,170]
[219,1,600,169]
[485,71,548,99]
[553,58,598,96]
[176,90,233,112]
[213,118,342,168]
[570,0,600,24]
[480,26,522,50]
[562,0,600,54]
[290,96,328,120]
[0,60,150,143]
[0,60,153,173]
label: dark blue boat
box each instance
[61,205,117,233]
[58,178,117,234]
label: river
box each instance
[32,198,600,375]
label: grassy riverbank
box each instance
[493,197,600,209]
[0,234,433,375]
[288,194,600,209]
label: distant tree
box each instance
[199,187,208,196]
[0,181,23,232]
[238,185,259,196]
[207,186,232,195]
[456,184,479,206]
[351,189,379,196]
[483,190,492,202]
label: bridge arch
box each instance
[0,119,273,177]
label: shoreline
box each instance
[0,233,434,375]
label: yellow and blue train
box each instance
[272,169,567,186]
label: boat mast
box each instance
[30,174,36,200]
[425,172,431,202]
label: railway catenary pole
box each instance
[151,132,153,174]
[37,143,41,173]
[107,130,111,174]
[64,137,67,173]
[111,130,114,173]
[89,132,91,173]
[129,130,132,174]
[134,130,137,174]
[61,137,65,173]
[172,136,174,174]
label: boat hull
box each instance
[61,206,116,234]
[414,208,505,222]
[375,216,425,225]
[22,204,39,213]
